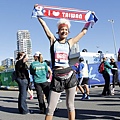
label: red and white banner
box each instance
[32,4,98,23]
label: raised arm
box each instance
[68,12,96,48]
[37,17,55,45]
[68,22,90,48]
[34,4,55,45]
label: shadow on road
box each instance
[0,106,18,114]
[53,108,120,120]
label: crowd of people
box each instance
[14,50,120,118]
[13,4,120,120]
[99,55,119,96]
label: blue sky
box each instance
[0,0,120,65]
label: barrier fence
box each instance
[0,71,18,88]
[0,62,120,88]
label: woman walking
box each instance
[30,51,52,114]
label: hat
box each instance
[57,18,71,30]
[110,56,115,60]
[79,57,84,61]
[33,51,41,57]
[74,63,79,67]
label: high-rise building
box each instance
[14,50,18,61]
[70,42,79,54]
[15,30,33,66]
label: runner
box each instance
[33,4,95,120]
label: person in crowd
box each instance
[30,51,51,114]
[42,60,52,102]
[15,52,30,114]
[44,60,52,83]
[118,48,120,61]
[34,4,94,120]
[27,74,34,100]
[76,57,90,100]
[109,56,119,95]
[28,88,34,100]
[74,63,79,95]
[101,55,113,96]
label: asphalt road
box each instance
[0,86,120,120]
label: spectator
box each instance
[15,52,30,114]
[27,74,34,100]
[110,56,119,95]
[74,63,79,95]
[30,51,51,114]
[101,55,113,96]
[44,60,52,83]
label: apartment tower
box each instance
[16,30,33,65]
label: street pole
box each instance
[108,19,117,61]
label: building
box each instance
[1,57,14,68]
[69,51,115,66]
[70,42,79,55]
[15,30,33,66]
[14,50,18,62]
[17,30,31,53]
[69,42,115,65]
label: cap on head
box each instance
[57,18,71,30]
[110,56,115,60]
[79,57,84,61]
[33,51,41,57]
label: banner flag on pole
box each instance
[32,4,98,25]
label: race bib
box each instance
[55,52,68,62]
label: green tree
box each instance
[0,66,5,72]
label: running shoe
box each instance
[85,95,90,99]
[30,95,34,100]
[81,93,87,100]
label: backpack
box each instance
[98,62,104,74]
[12,71,17,81]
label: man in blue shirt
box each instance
[76,57,90,100]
